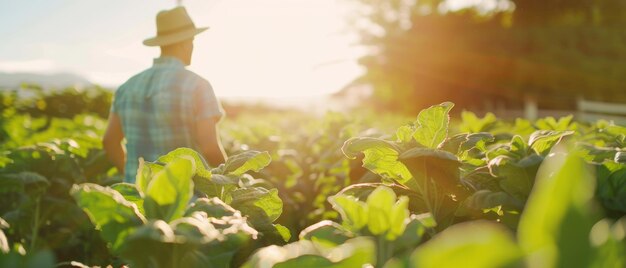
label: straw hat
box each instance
[143,6,208,47]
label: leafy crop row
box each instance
[1,101,625,267]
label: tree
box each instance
[348,0,626,114]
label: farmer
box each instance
[103,6,227,183]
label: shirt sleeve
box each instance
[193,79,225,121]
[110,87,122,115]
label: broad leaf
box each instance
[488,155,540,200]
[460,132,495,152]
[229,187,287,241]
[366,186,396,235]
[185,197,237,218]
[111,183,144,215]
[459,111,497,133]
[223,151,272,176]
[411,221,522,267]
[71,183,146,252]
[460,190,524,213]
[299,220,353,247]
[0,172,49,196]
[135,158,164,194]
[517,150,595,268]
[230,187,283,223]
[328,195,368,231]
[399,148,462,195]
[529,130,575,156]
[395,125,414,143]
[342,137,412,184]
[412,102,454,148]
[144,156,195,222]
[390,214,434,253]
[341,137,402,159]
[193,173,238,200]
[595,162,626,213]
[242,237,375,268]
[387,196,409,240]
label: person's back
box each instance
[112,57,223,181]
[103,6,227,183]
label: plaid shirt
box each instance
[111,57,224,182]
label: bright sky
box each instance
[0,0,365,97]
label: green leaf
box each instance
[461,170,500,192]
[440,133,470,154]
[529,130,575,156]
[223,151,272,176]
[0,172,49,196]
[193,173,238,200]
[342,137,402,159]
[230,187,283,223]
[342,137,412,184]
[535,115,574,131]
[328,195,368,231]
[442,133,493,155]
[387,196,409,240]
[366,186,396,235]
[460,190,524,215]
[170,215,221,244]
[459,111,497,133]
[153,148,226,200]
[299,220,353,247]
[399,147,458,162]
[412,102,454,148]
[395,125,414,143]
[143,156,195,222]
[156,147,212,177]
[71,183,146,252]
[118,220,178,267]
[399,148,462,196]
[411,221,522,267]
[111,183,144,215]
[242,237,375,268]
[488,155,540,200]
[510,135,529,158]
[185,197,238,218]
[589,218,626,267]
[517,150,596,268]
[576,144,617,163]
[275,224,292,242]
[135,158,163,194]
[595,162,626,213]
[0,250,56,268]
[460,132,495,152]
[390,215,433,253]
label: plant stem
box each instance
[377,235,385,267]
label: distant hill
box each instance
[0,72,93,90]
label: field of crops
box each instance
[1,88,625,267]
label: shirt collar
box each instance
[153,56,185,68]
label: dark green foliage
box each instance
[1,97,625,267]
[71,150,270,268]
[0,140,114,266]
[348,0,626,113]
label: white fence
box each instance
[577,98,626,125]
[480,97,626,125]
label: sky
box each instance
[0,0,365,97]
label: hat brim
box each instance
[143,27,208,47]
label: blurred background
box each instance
[1,0,626,119]
[1,2,625,266]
